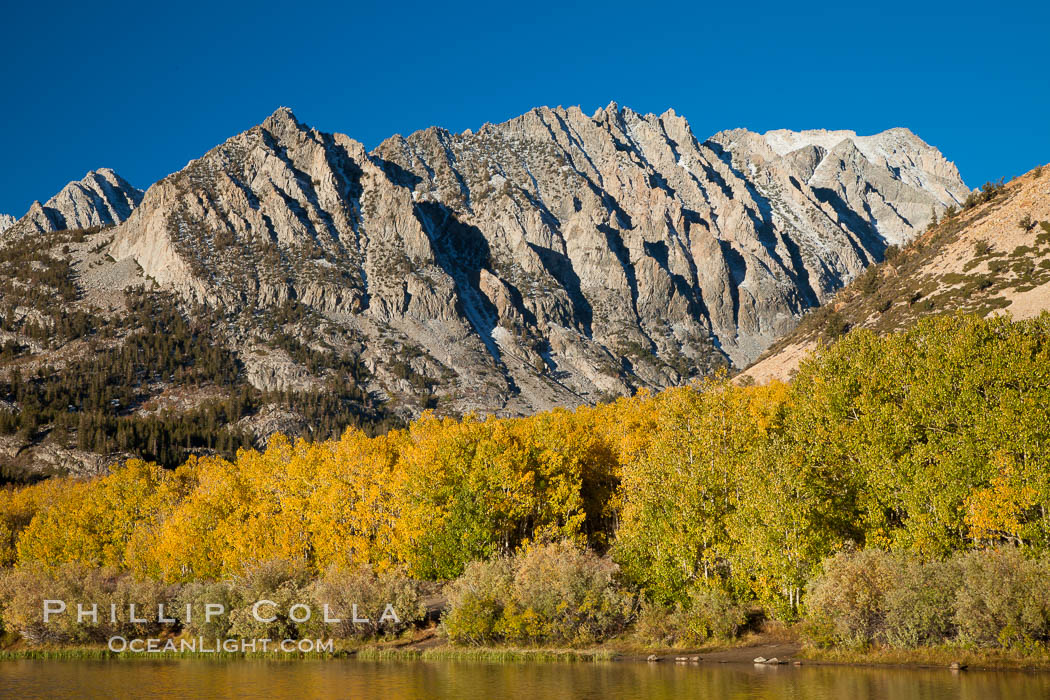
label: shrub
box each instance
[309,565,426,639]
[805,548,1050,650]
[953,549,1050,647]
[0,564,176,644]
[443,542,635,646]
[635,587,746,646]
[803,549,900,648]
[882,557,960,647]
[176,581,240,639]
[964,180,1006,209]
[110,575,179,638]
[226,559,311,640]
[0,565,98,643]
[498,541,635,644]
[681,587,748,642]
[824,311,850,339]
[442,558,513,645]
[633,598,680,647]
[0,559,430,645]
[857,267,880,295]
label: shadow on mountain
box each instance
[811,187,886,265]
[528,244,593,337]
[706,140,828,305]
[411,200,509,375]
[372,156,423,190]
[644,239,713,324]
[717,240,745,324]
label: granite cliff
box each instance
[106,105,968,413]
[0,104,971,476]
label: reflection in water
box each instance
[1,659,1049,699]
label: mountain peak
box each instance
[882,126,918,137]
[591,101,622,121]
[710,125,969,245]
[108,102,971,392]
[262,106,302,133]
[761,128,860,156]
[6,169,143,236]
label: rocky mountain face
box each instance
[744,164,1050,384]
[0,215,15,233]
[5,168,142,236]
[713,127,970,247]
[106,105,967,414]
[0,104,973,477]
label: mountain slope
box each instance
[6,169,143,237]
[714,127,969,247]
[0,105,971,478]
[0,215,14,233]
[108,106,966,412]
[744,164,1050,384]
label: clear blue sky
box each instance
[2,0,1047,216]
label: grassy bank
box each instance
[4,645,1050,672]
[798,646,1050,672]
[6,630,1050,672]
[355,647,617,663]
[0,644,612,664]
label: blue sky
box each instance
[1,0,1047,216]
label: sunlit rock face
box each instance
[105,105,968,414]
[8,169,143,236]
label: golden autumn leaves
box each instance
[2,409,621,583]
[2,312,1049,616]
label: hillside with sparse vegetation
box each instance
[744,164,1050,383]
[0,227,399,482]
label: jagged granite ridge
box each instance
[102,105,969,415]
[7,168,143,236]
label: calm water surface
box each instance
[1,659,1048,699]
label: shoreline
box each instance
[4,635,1050,672]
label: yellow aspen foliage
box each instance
[965,456,1038,546]
[16,460,178,570]
[306,427,409,571]
[391,410,607,579]
[0,312,1048,620]
[145,440,318,581]
[0,478,70,566]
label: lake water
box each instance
[1,658,1049,699]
